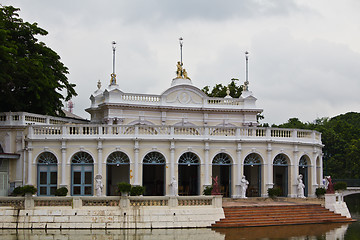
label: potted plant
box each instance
[334,182,347,191]
[22,185,37,196]
[130,185,145,196]
[117,182,132,196]
[267,187,281,199]
[203,186,213,195]
[315,187,326,198]
[55,187,68,196]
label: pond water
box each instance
[1,194,359,240]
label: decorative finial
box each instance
[243,51,249,91]
[226,87,230,96]
[97,80,101,89]
[110,41,117,85]
[179,37,183,65]
[175,37,191,80]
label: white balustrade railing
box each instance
[28,124,321,144]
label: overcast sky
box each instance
[4,0,360,124]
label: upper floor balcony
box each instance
[27,124,322,146]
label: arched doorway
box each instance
[37,152,58,196]
[299,155,309,197]
[178,152,200,195]
[143,152,165,196]
[106,151,130,196]
[71,152,94,196]
[212,153,231,197]
[273,154,289,197]
[244,153,262,197]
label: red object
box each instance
[211,176,221,195]
[326,176,335,194]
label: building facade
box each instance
[0,63,323,198]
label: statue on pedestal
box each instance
[95,174,103,197]
[297,174,305,198]
[176,61,183,78]
[170,176,178,196]
[240,176,249,198]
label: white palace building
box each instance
[0,53,324,199]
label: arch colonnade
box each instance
[27,140,323,198]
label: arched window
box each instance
[212,153,231,165]
[71,152,94,196]
[179,152,200,165]
[107,151,130,196]
[107,151,130,164]
[143,152,166,196]
[37,152,58,196]
[244,153,262,165]
[143,152,166,164]
[273,154,288,165]
[299,156,308,166]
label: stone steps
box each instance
[212,204,355,228]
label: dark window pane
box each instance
[73,172,81,184]
[50,187,57,195]
[50,172,57,184]
[84,186,92,195]
[85,172,92,184]
[40,187,47,195]
[40,172,47,184]
[73,186,81,195]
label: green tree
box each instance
[277,112,360,179]
[0,5,77,116]
[202,78,243,98]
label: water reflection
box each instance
[0,224,352,240]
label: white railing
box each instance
[0,112,87,126]
[28,124,322,144]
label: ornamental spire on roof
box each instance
[243,51,249,91]
[175,37,191,80]
[110,41,117,85]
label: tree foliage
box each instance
[275,112,360,179]
[0,5,77,116]
[202,78,243,98]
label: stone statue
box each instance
[326,176,335,194]
[297,174,305,198]
[95,174,103,196]
[176,61,183,78]
[240,176,249,198]
[170,176,178,196]
[211,176,220,195]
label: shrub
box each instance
[203,186,213,195]
[12,186,24,196]
[267,187,281,198]
[54,187,68,196]
[334,182,347,191]
[315,187,326,198]
[130,185,145,196]
[117,182,132,194]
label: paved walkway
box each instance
[222,197,325,207]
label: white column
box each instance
[265,143,273,196]
[234,142,242,198]
[204,142,210,186]
[134,140,139,185]
[311,150,318,197]
[15,132,23,185]
[97,140,103,175]
[60,141,67,187]
[319,154,324,186]
[292,147,299,198]
[26,143,33,185]
[170,141,175,179]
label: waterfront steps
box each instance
[212,204,355,228]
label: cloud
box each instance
[251,30,360,124]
